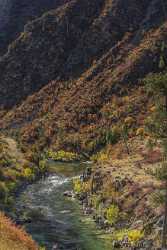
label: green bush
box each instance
[105,127,120,145]
[39,160,47,173]
[91,195,101,209]
[6,181,17,191]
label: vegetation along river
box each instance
[14,162,113,250]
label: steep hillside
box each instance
[1,1,167,249]
[0,136,40,249]
[0,0,167,153]
[0,0,69,55]
[0,212,38,250]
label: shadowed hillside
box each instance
[1,1,167,249]
[0,0,167,153]
[0,0,69,55]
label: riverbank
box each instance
[0,135,48,249]
[14,161,115,250]
[0,134,92,250]
[72,138,163,249]
[0,134,164,249]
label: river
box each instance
[15,162,113,250]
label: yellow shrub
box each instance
[91,152,108,162]
[73,178,91,193]
[124,116,134,126]
[115,229,144,244]
[123,96,130,103]
[136,127,145,136]
[113,110,120,118]
[47,150,79,162]
[82,181,91,193]
[115,229,129,241]
[98,153,108,162]
[23,168,34,180]
[73,178,82,193]
[105,205,119,225]
[128,230,144,243]
[150,106,156,112]
[91,195,101,209]
[39,160,47,172]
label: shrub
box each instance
[91,195,101,209]
[123,96,130,103]
[115,229,144,244]
[136,127,145,137]
[39,160,47,173]
[91,151,108,162]
[22,168,35,180]
[73,178,91,193]
[150,106,156,112]
[0,157,13,167]
[73,178,83,193]
[6,181,17,192]
[128,229,144,243]
[47,150,80,162]
[124,116,134,126]
[105,127,120,145]
[105,205,119,225]
[0,182,9,203]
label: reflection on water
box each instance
[15,162,113,250]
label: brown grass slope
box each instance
[0,212,38,250]
[0,0,167,152]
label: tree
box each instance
[145,72,167,249]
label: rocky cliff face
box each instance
[0,0,167,152]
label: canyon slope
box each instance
[1,1,167,248]
[0,0,69,55]
[0,0,167,152]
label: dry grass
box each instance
[0,212,38,250]
[94,137,163,220]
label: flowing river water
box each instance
[15,162,113,250]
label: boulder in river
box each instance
[52,243,59,250]
[63,191,75,198]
